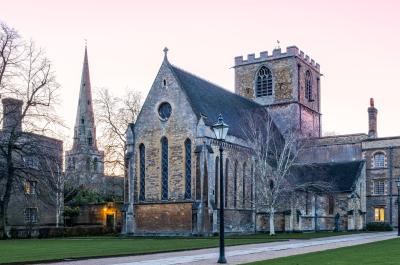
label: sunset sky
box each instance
[2,0,400,139]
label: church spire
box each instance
[72,45,97,150]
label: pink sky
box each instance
[2,0,400,139]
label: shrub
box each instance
[366,222,393,231]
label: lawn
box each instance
[246,238,400,265]
[0,231,366,264]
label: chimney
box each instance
[368,98,378,138]
[2,98,23,132]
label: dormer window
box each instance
[255,66,273,97]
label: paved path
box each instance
[44,232,397,265]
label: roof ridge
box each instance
[170,64,261,107]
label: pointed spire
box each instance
[72,45,97,150]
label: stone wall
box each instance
[135,202,192,234]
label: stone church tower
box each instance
[65,46,104,188]
[234,46,321,138]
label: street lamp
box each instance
[212,114,229,264]
[396,178,400,236]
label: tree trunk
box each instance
[1,155,15,239]
[269,207,275,235]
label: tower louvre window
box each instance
[255,66,273,97]
[161,137,168,200]
[139,144,145,201]
[184,139,192,199]
[305,70,313,101]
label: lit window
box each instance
[184,139,192,199]
[374,180,385,195]
[24,208,38,223]
[374,207,385,222]
[139,144,145,201]
[374,153,385,168]
[305,70,313,101]
[161,137,168,200]
[255,66,273,97]
[24,180,37,195]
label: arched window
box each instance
[233,161,238,208]
[374,153,385,168]
[86,157,91,171]
[256,66,273,97]
[184,139,192,199]
[250,165,254,208]
[161,137,169,200]
[242,162,247,208]
[225,159,229,208]
[87,131,93,146]
[93,157,98,172]
[215,156,219,207]
[139,144,145,201]
[305,70,313,101]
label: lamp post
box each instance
[396,178,400,236]
[212,114,229,264]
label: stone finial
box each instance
[370,98,374,107]
[163,47,169,59]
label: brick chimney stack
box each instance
[368,98,378,138]
[2,98,23,132]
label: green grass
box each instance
[0,231,367,264]
[246,238,400,265]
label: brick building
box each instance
[122,46,372,235]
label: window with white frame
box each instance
[373,180,385,195]
[23,156,39,169]
[24,208,38,223]
[373,153,385,168]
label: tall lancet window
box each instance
[161,137,169,200]
[87,131,93,146]
[225,159,229,208]
[139,144,145,201]
[233,161,238,208]
[305,70,313,101]
[215,156,219,207]
[256,66,273,97]
[242,162,247,208]
[184,139,192,199]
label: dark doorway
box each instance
[106,214,115,229]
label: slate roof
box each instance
[290,160,364,192]
[169,64,263,139]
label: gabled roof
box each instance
[168,64,262,139]
[291,160,364,192]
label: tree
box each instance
[241,109,302,235]
[94,87,141,177]
[0,22,62,238]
